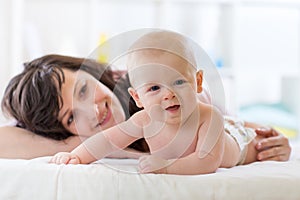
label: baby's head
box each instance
[127,30,196,83]
[126,30,203,123]
[127,30,202,93]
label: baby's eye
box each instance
[174,79,186,85]
[149,85,160,92]
[67,114,74,126]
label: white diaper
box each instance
[224,116,256,165]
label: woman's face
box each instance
[58,69,126,137]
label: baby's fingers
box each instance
[59,156,71,164]
[138,157,151,173]
[49,155,62,164]
[138,163,151,173]
[49,156,55,163]
[138,155,149,162]
[68,157,80,164]
[49,152,72,164]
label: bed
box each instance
[1,144,300,200]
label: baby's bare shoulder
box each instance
[198,102,223,122]
[130,110,151,126]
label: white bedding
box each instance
[1,156,300,200]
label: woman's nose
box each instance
[94,86,102,104]
[81,105,96,120]
[163,88,175,100]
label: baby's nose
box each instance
[163,88,175,100]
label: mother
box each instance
[0,54,291,161]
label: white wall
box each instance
[0,0,14,124]
[232,5,300,106]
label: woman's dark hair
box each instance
[1,54,148,152]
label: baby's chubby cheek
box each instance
[147,104,167,122]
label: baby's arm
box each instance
[140,106,225,175]
[50,114,144,164]
[106,147,150,159]
[139,150,223,175]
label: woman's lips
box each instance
[99,109,108,124]
[97,102,111,127]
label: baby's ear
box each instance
[196,70,203,93]
[128,87,143,108]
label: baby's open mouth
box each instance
[166,105,180,111]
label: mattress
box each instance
[1,155,300,200]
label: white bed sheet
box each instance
[1,155,300,200]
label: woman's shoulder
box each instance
[0,125,31,134]
[0,125,82,159]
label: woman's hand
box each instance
[255,128,291,161]
[49,152,81,164]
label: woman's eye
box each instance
[67,114,74,126]
[149,85,160,91]
[79,84,87,98]
[174,79,186,85]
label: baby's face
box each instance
[128,51,198,124]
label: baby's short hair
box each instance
[127,30,196,72]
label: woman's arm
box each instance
[0,126,81,159]
[0,126,147,160]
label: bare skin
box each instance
[0,126,77,159]
[0,65,291,161]
[0,124,290,161]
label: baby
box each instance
[51,31,257,175]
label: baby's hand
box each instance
[49,152,81,164]
[138,155,169,174]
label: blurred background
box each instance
[0,0,299,141]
